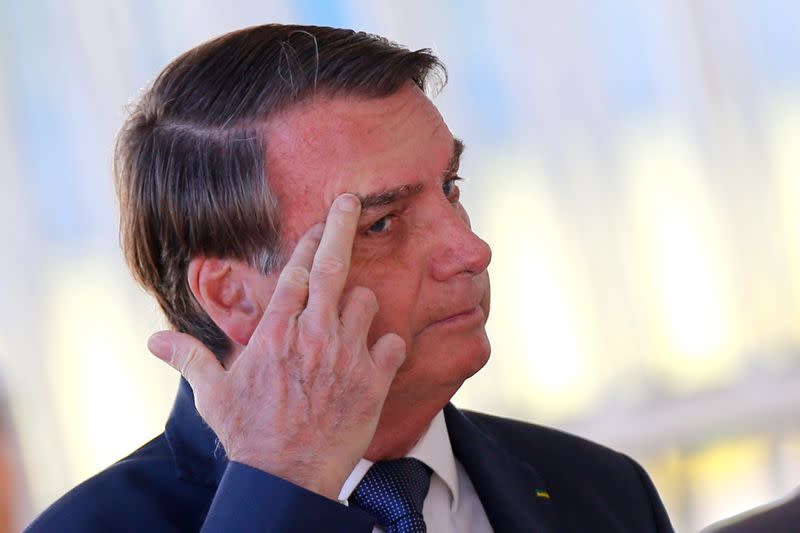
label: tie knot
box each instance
[349,458,433,532]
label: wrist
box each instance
[228,453,345,501]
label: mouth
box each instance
[428,305,484,329]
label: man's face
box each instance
[263,83,491,405]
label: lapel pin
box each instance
[535,489,551,499]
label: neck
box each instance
[363,386,457,461]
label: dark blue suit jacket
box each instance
[27,379,673,532]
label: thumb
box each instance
[148,331,223,392]
[369,332,406,382]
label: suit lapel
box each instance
[444,404,558,533]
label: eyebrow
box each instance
[355,137,465,213]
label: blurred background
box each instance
[0,0,798,531]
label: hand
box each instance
[147,193,406,499]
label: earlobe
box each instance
[187,257,263,346]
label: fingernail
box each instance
[337,194,360,213]
[147,333,173,361]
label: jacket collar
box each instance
[444,404,558,533]
[164,378,228,487]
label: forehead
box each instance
[263,83,454,240]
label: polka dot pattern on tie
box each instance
[349,457,433,533]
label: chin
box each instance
[432,328,492,388]
[461,330,492,379]
[393,323,492,397]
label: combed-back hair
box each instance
[115,24,446,360]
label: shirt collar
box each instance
[339,410,460,510]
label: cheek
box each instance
[347,258,422,347]
[348,222,436,346]
[364,280,419,347]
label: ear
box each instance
[187,257,271,346]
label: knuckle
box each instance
[300,318,333,346]
[179,345,199,376]
[312,256,345,276]
[280,265,310,286]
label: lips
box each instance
[426,302,485,331]
[419,280,488,332]
[435,306,479,323]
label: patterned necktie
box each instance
[349,457,433,533]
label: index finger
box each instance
[306,193,361,319]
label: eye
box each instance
[365,214,396,235]
[443,176,463,203]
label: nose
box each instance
[428,206,492,281]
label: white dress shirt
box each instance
[338,411,493,532]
